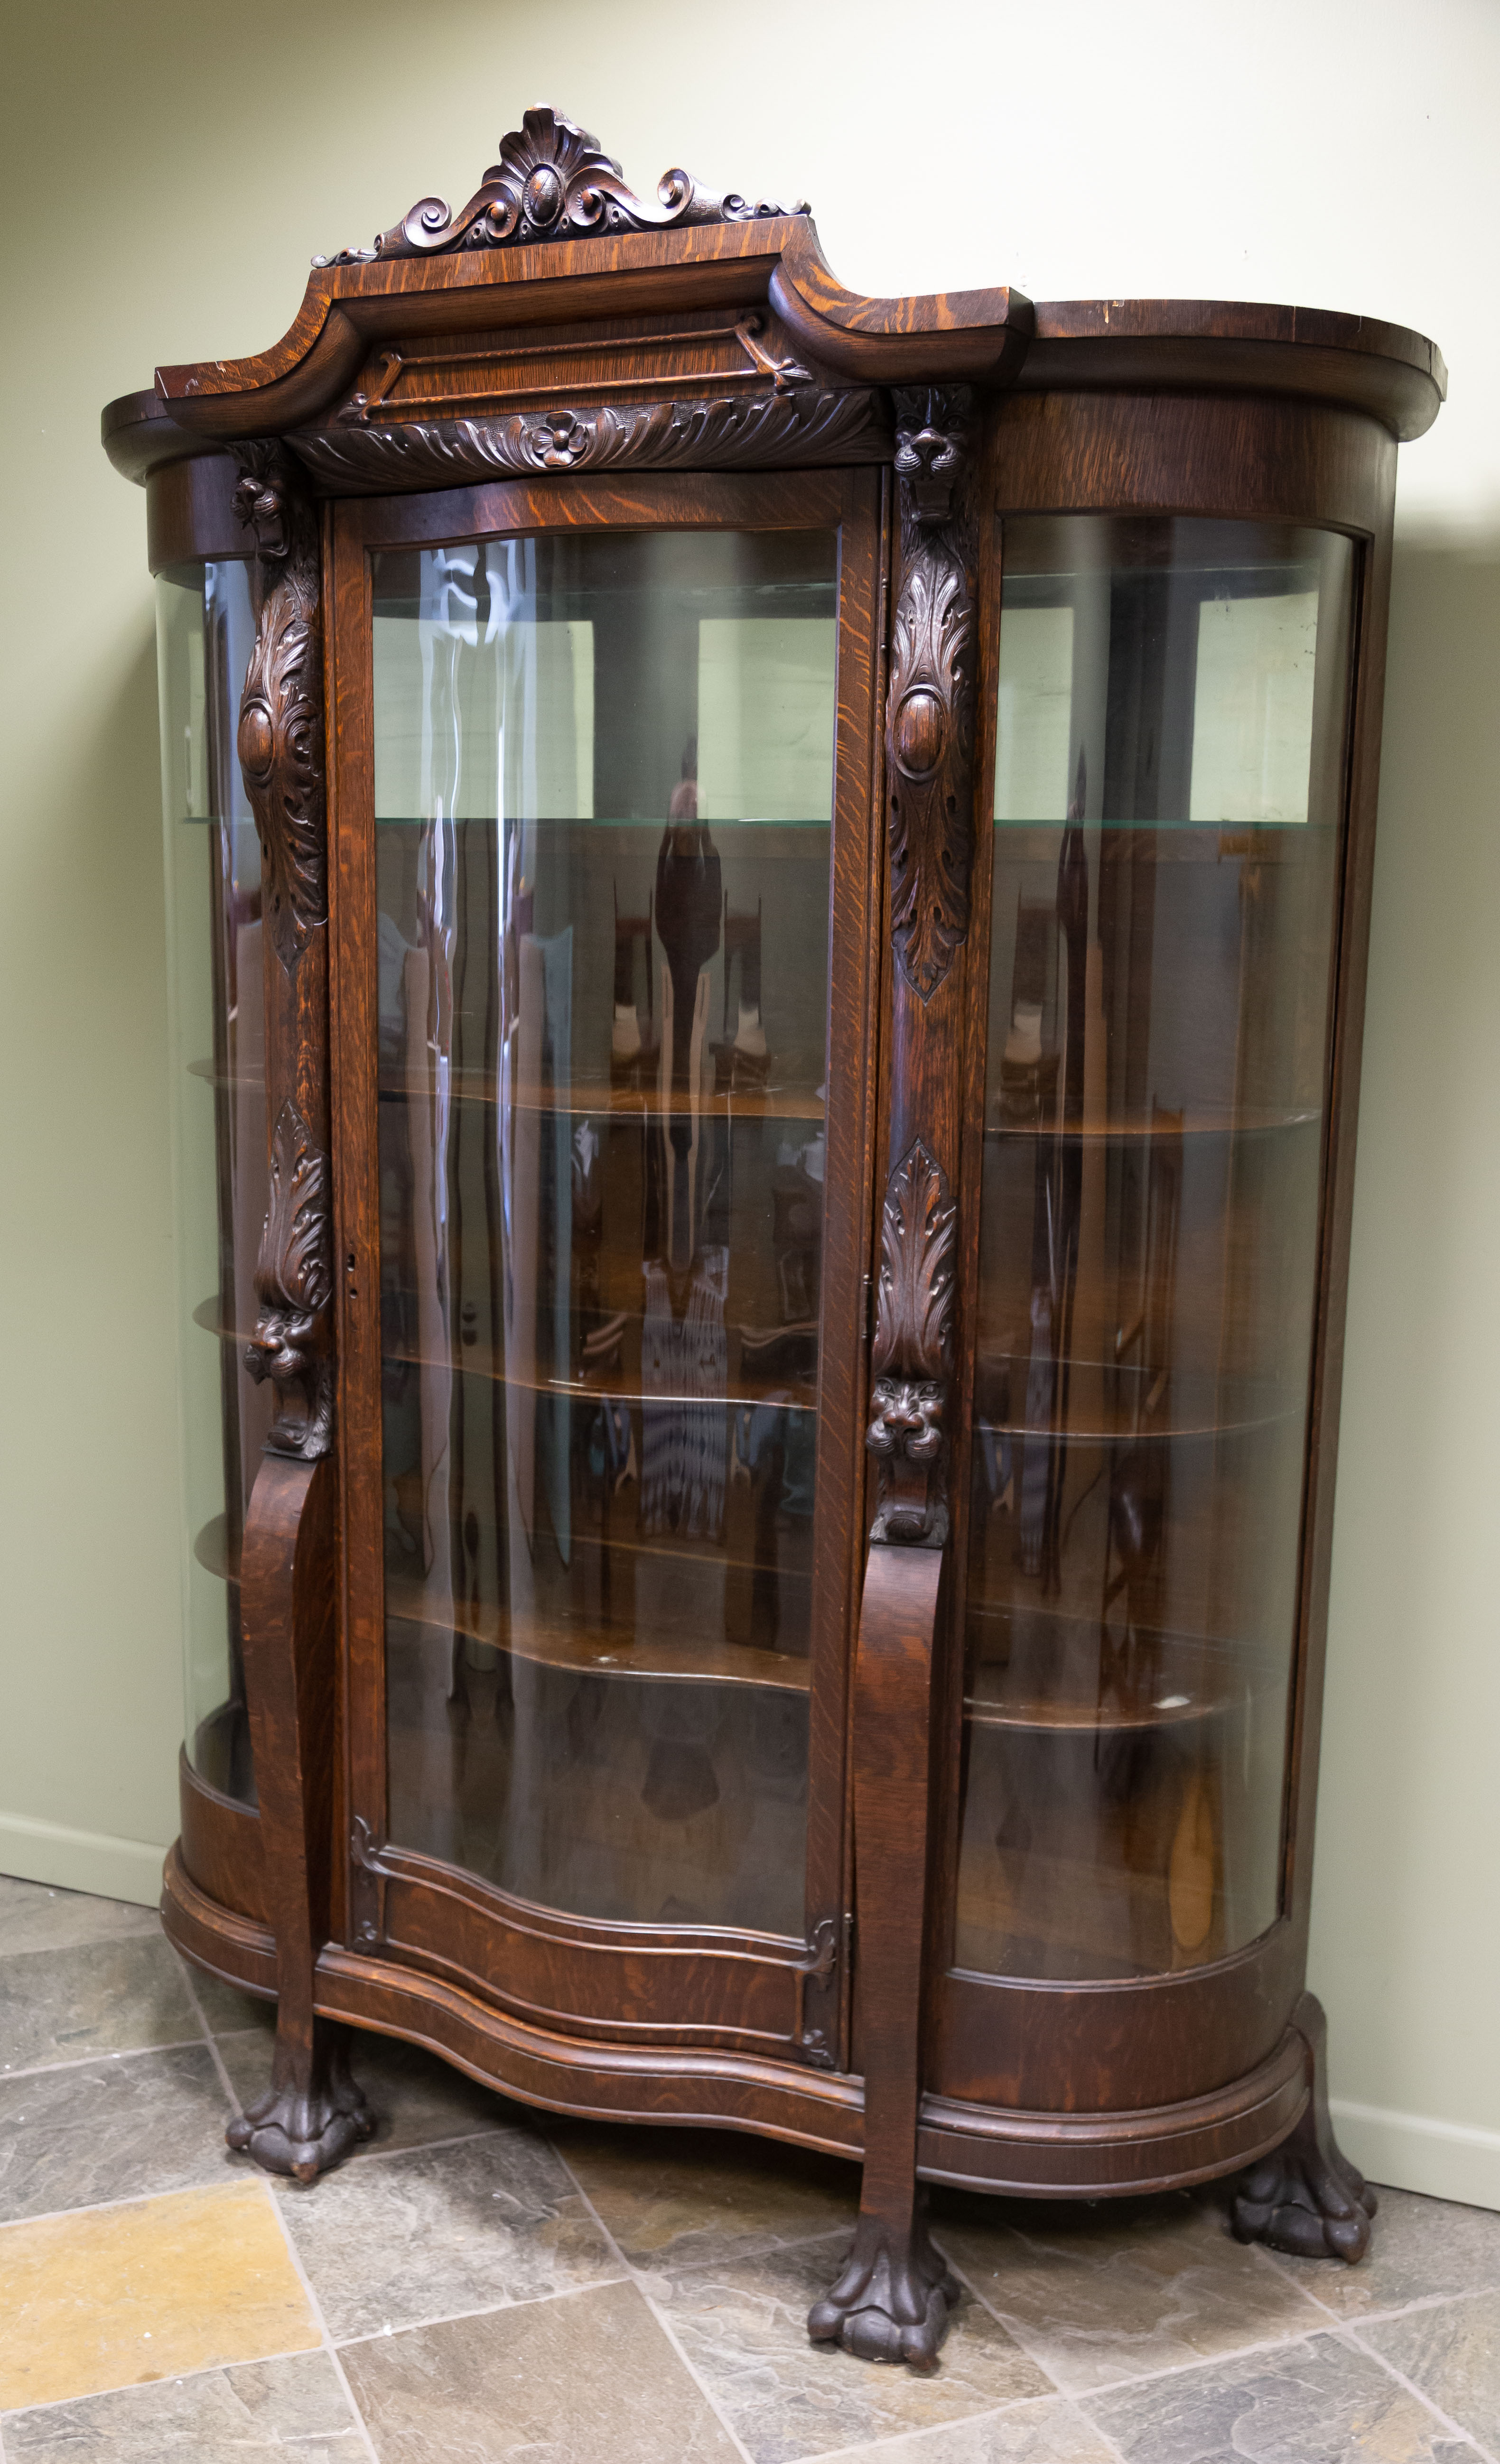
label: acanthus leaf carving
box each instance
[289,387,884,493]
[885,386,978,1003]
[315,103,808,267]
[866,1141,956,1548]
[246,1100,334,1462]
[232,443,327,974]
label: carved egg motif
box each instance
[523,167,564,227]
[238,701,275,780]
[894,686,945,778]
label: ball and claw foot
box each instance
[1232,2112,1378,2263]
[808,2212,960,2371]
[1231,1995,1377,2264]
[226,2029,374,2184]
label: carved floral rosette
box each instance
[866,1142,956,1547]
[290,387,883,492]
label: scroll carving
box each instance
[232,443,327,974]
[245,1102,334,1461]
[317,103,808,266]
[885,387,978,1002]
[290,387,883,493]
[866,1142,956,1547]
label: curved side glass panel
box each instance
[374,530,838,1933]
[958,516,1355,1981]
[157,560,265,1805]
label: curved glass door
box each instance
[157,558,266,1807]
[957,515,1355,1981]
[370,523,844,1936]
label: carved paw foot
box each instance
[226,2030,374,2183]
[1232,2121,1378,2263]
[808,2212,959,2370]
[1231,1995,1377,2264]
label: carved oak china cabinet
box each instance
[106,107,1445,2367]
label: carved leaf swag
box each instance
[886,388,978,1003]
[316,103,808,266]
[246,1102,334,1462]
[866,1142,956,1548]
[232,444,328,973]
[290,387,882,492]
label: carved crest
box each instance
[866,1142,955,1548]
[245,1101,334,1460]
[233,444,327,974]
[291,387,883,492]
[317,104,808,266]
[885,388,978,1003]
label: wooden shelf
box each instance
[195,1513,234,1581]
[191,1294,820,1414]
[386,1576,811,1695]
[963,1606,1280,1736]
[973,1362,1300,1443]
[987,1106,1320,1143]
[378,1070,827,1122]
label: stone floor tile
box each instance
[187,1968,275,2036]
[4,2348,360,2458]
[1085,2328,1476,2460]
[275,2124,624,2339]
[341,2274,738,2461]
[0,1877,159,1958]
[1361,2291,1500,2449]
[933,2187,1325,2396]
[0,1935,201,2073]
[219,2021,520,2158]
[1262,2184,1500,2321]
[649,2236,1054,2464]
[0,2046,237,2222]
[551,2117,858,2271]
[0,2181,318,2410]
[814,2392,1120,2461]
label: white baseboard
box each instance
[1332,2097,1500,2212]
[0,1810,168,1909]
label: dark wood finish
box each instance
[1232,1993,1377,2260]
[177,1749,266,1927]
[809,1546,957,2367]
[108,106,1444,2373]
[225,1455,373,2177]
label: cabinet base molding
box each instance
[162,1837,1315,2195]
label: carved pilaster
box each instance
[233,443,328,975]
[244,1101,334,1462]
[885,387,978,1004]
[866,1143,956,1548]
[233,444,333,1467]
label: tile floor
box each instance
[1,1872,1498,2462]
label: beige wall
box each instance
[2,0,1495,2197]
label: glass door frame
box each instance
[327,464,883,2071]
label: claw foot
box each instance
[1231,1992,1377,2264]
[226,2025,373,2182]
[808,2209,959,2370]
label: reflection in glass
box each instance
[157,560,265,1805]
[958,517,1354,1981]
[374,530,838,1934]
